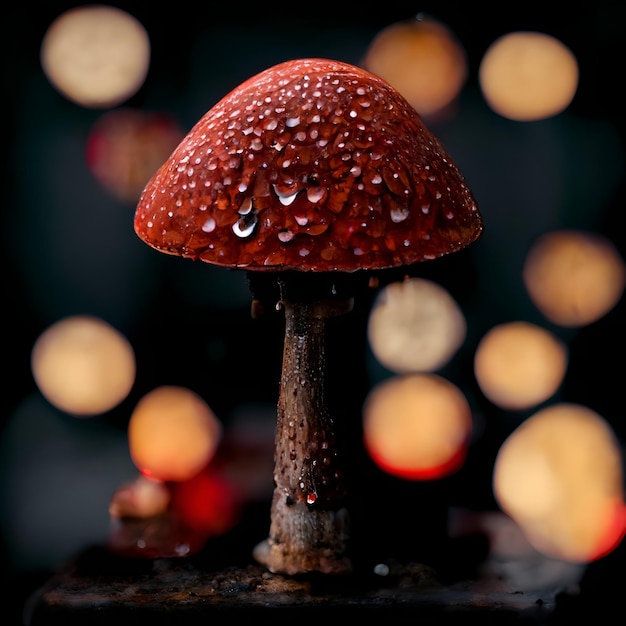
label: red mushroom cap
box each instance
[134,58,483,272]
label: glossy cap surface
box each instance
[135,58,483,271]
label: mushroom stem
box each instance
[253,284,354,575]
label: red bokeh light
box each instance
[169,468,242,537]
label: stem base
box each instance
[253,497,351,575]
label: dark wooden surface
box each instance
[22,542,622,626]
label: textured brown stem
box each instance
[253,297,353,575]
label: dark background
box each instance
[1,1,625,622]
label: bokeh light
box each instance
[40,5,150,108]
[362,373,472,480]
[128,385,222,482]
[362,13,467,121]
[31,314,136,416]
[109,473,171,519]
[473,321,568,410]
[523,229,626,327]
[478,31,579,121]
[367,277,466,373]
[107,467,241,559]
[169,467,242,536]
[86,109,184,203]
[493,403,626,563]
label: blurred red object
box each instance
[169,468,242,536]
[108,467,242,559]
[86,108,183,203]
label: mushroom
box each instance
[134,57,483,575]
